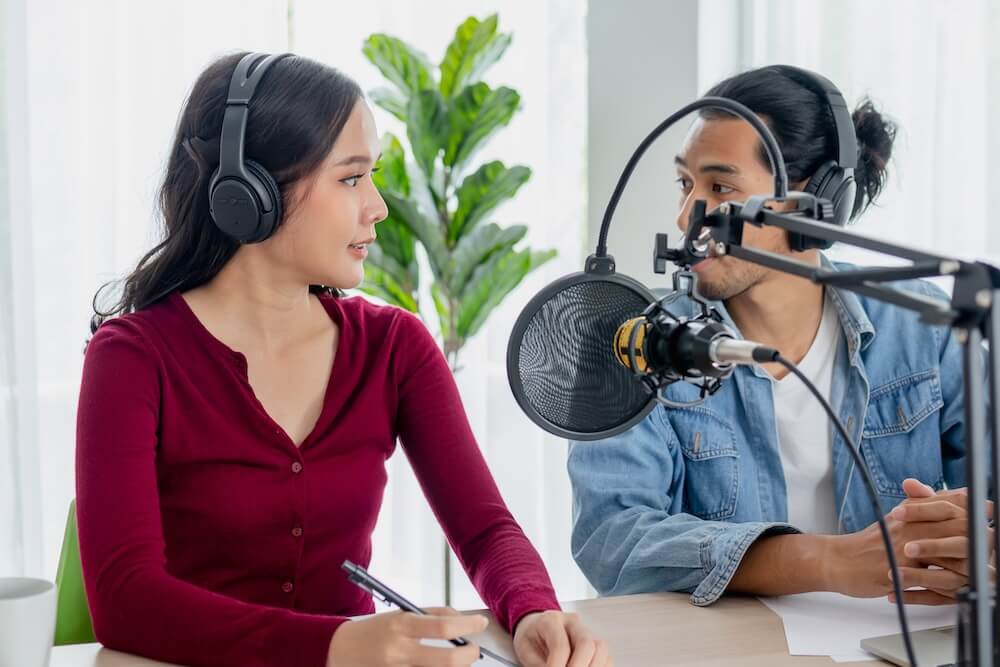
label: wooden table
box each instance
[50,592,885,666]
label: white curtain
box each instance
[2,0,44,578]
[0,0,591,607]
[0,0,290,580]
[698,0,1000,270]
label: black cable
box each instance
[773,353,918,667]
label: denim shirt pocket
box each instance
[861,369,945,498]
[673,407,740,520]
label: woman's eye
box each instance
[675,177,692,191]
[342,167,380,188]
[713,183,735,195]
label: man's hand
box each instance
[888,479,994,605]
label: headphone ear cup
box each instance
[209,171,263,243]
[803,161,836,198]
[805,160,855,226]
[243,159,282,242]
[208,161,282,244]
[792,161,848,251]
[828,175,856,227]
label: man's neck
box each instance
[726,266,826,374]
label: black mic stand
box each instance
[682,194,1000,666]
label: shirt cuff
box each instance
[690,522,800,606]
[268,612,346,667]
[495,588,562,634]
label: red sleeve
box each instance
[76,319,343,667]
[391,311,561,631]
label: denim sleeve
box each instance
[567,406,798,606]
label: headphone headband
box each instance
[782,66,860,245]
[216,53,290,178]
[784,66,857,171]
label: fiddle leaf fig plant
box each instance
[360,14,555,370]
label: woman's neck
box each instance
[183,250,321,354]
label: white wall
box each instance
[587,0,700,286]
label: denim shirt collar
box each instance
[685,253,876,375]
[819,254,876,360]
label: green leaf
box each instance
[372,212,416,271]
[407,89,449,180]
[365,242,417,294]
[362,34,434,98]
[430,282,451,341]
[450,161,531,243]
[373,133,410,197]
[401,157,447,223]
[439,15,512,99]
[380,190,450,280]
[359,261,419,313]
[446,223,526,295]
[444,83,520,175]
[369,87,408,122]
[456,247,556,340]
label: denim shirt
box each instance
[568,258,980,606]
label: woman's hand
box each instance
[513,610,612,667]
[327,607,487,666]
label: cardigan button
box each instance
[291,461,303,474]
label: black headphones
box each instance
[208,52,290,244]
[784,67,859,252]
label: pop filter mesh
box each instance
[507,275,656,439]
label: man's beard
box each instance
[694,259,766,302]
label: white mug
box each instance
[0,577,57,667]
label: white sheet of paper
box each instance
[759,592,958,661]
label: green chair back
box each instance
[54,499,96,645]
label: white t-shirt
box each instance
[771,295,843,534]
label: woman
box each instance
[569,65,984,606]
[77,52,610,667]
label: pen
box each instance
[342,560,520,667]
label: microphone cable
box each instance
[770,352,918,666]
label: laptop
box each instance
[860,625,957,667]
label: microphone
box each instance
[613,315,777,377]
[506,262,777,441]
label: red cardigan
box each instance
[76,292,559,666]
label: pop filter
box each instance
[506,269,657,441]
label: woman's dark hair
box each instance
[701,64,896,222]
[90,52,362,333]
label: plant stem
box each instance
[439,168,453,241]
[445,308,459,372]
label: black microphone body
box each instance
[614,315,742,379]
